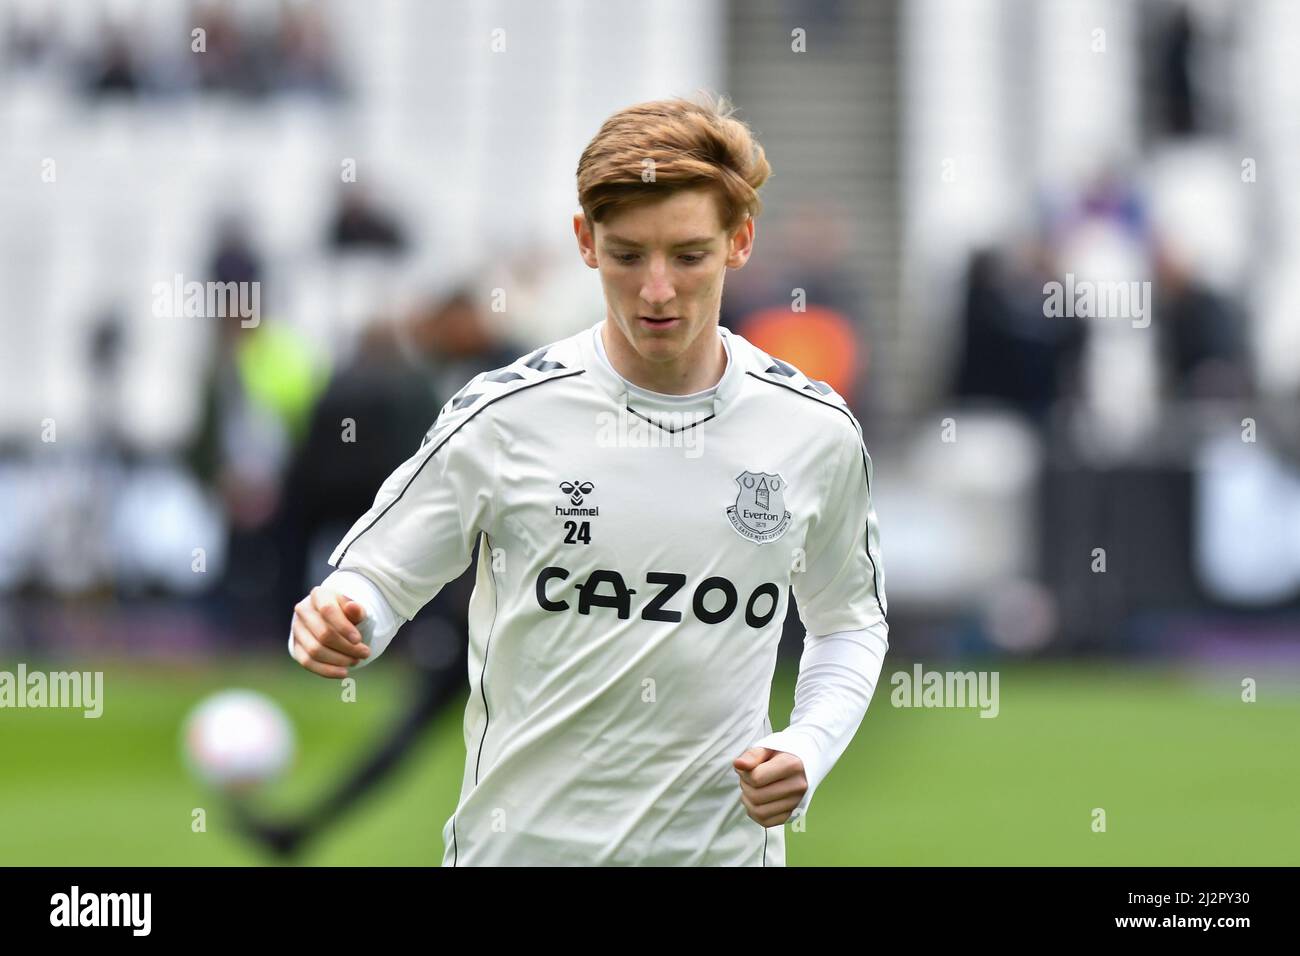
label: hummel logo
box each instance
[559,480,595,506]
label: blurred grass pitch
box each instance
[0,659,1295,865]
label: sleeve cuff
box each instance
[749,624,889,823]
[286,570,404,669]
[749,727,824,821]
[323,569,402,667]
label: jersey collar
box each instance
[579,320,745,415]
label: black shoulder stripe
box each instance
[446,349,569,413]
[762,356,834,395]
[524,347,566,372]
[745,372,887,622]
[334,369,586,564]
[451,368,524,410]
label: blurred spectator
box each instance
[65,1,346,102]
[275,287,520,606]
[1153,243,1251,400]
[1155,4,1197,137]
[1047,170,1150,248]
[87,311,129,455]
[739,306,860,398]
[84,28,139,97]
[211,218,262,289]
[273,2,342,97]
[953,245,1087,425]
[186,219,266,485]
[192,1,248,93]
[5,7,62,69]
[329,187,407,253]
[722,203,860,329]
[185,222,327,634]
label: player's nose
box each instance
[639,260,675,306]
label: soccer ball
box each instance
[183,689,295,793]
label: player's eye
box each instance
[611,253,705,265]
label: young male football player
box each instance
[289,93,889,866]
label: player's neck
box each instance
[600,320,727,396]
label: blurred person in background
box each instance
[191,0,262,96]
[329,185,407,254]
[271,0,342,98]
[727,204,867,405]
[952,243,1087,428]
[276,285,520,613]
[83,25,140,97]
[1152,240,1252,401]
[238,286,521,860]
[720,202,862,334]
[188,218,327,641]
[5,5,62,69]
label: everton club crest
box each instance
[727,471,791,544]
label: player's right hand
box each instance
[290,586,371,679]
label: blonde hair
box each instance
[576,91,772,234]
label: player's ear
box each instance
[726,216,755,268]
[574,212,599,268]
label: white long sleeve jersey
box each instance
[322,320,889,866]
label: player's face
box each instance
[574,186,754,367]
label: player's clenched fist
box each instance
[732,747,808,827]
[290,586,370,679]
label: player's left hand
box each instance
[732,746,807,827]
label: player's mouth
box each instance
[638,316,681,330]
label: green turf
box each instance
[0,657,1295,865]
